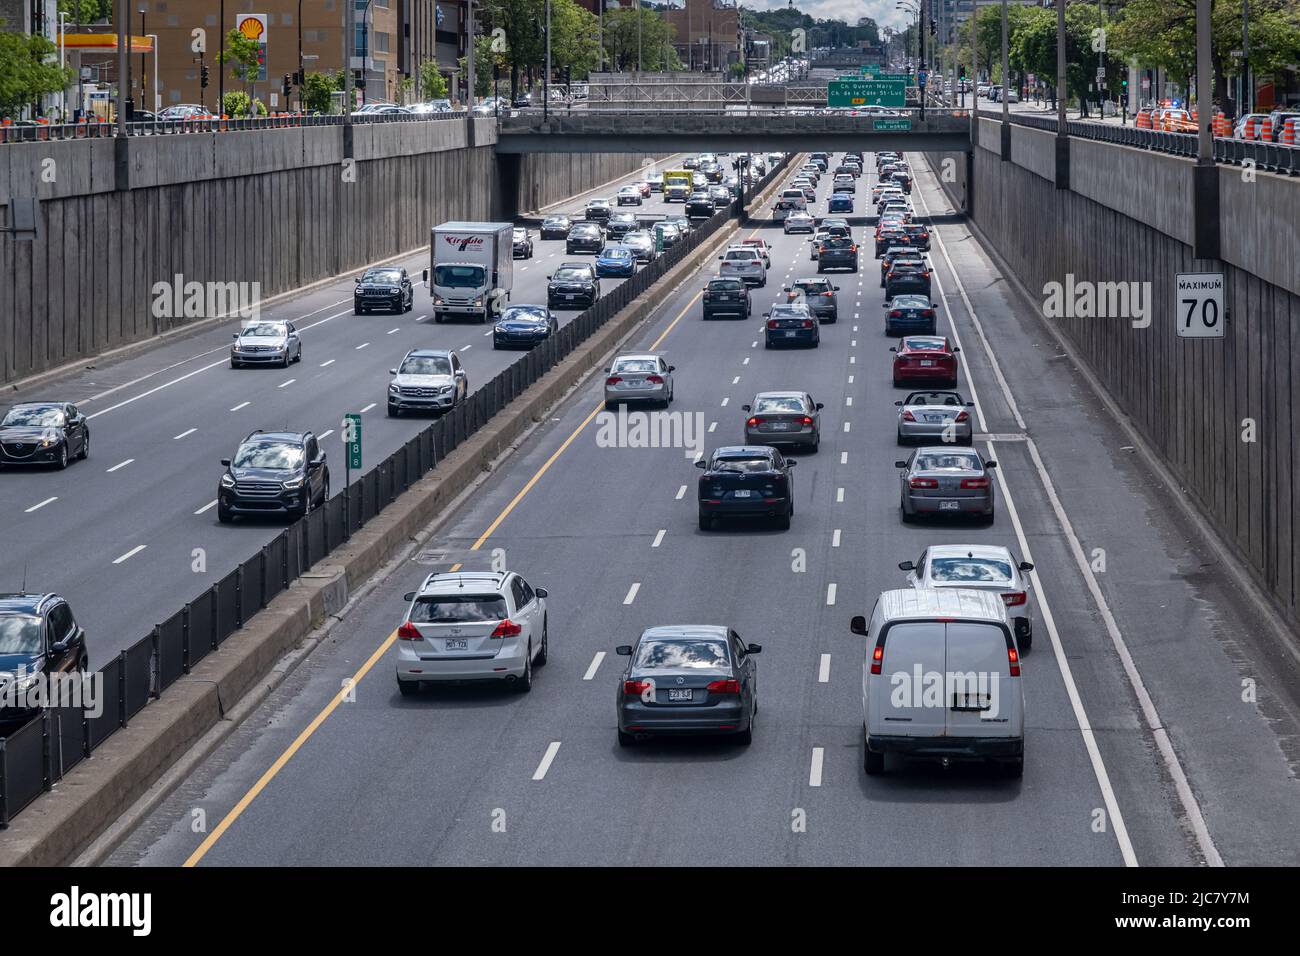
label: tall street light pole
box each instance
[466,0,476,110]
[1055,0,1068,189]
[148,34,158,113]
[116,0,127,133]
[219,0,225,116]
[999,0,1010,159]
[545,0,551,120]
[139,5,147,111]
[1193,0,1217,259]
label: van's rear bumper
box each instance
[868,734,1023,759]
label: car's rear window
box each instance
[930,557,1013,584]
[755,396,806,413]
[614,359,658,373]
[906,391,962,406]
[411,595,507,623]
[712,456,774,473]
[709,279,743,291]
[916,452,980,471]
[725,250,757,261]
[794,281,831,294]
[634,639,730,670]
[904,337,945,350]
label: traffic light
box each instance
[354,69,366,90]
[200,63,210,89]
[959,65,966,80]
[282,74,291,97]
[563,66,571,88]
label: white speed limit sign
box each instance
[1175,273,1225,338]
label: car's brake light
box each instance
[1002,591,1028,607]
[901,409,916,422]
[890,310,902,318]
[646,374,664,384]
[960,477,989,489]
[707,679,741,695]
[910,477,938,489]
[746,416,762,427]
[822,291,835,297]
[955,410,969,423]
[490,619,523,638]
[870,645,884,675]
[397,622,422,641]
[802,320,814,328]
[801,416,814,426]
[624,679,651,696]
[1008,647,1021,677]
[767,319,779,329]
[605,376,622,385]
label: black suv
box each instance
[547,262,600,309]
[0,593,88,721]
[0,402,89,469]
[686,192,715,220]
[702,277,751,320]
[566,222,604,255]
[218,430,329,523]
[354,266,414,314]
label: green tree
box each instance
[221,89,251,117]
[418,60,449,99]
[58,0,112,23]
[549,0,602,79]
[457,35,497,99]
[0,32,73,119]
[602,8,679,72]
[218,28,262,107]
[302,70,340,114]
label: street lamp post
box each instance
[59,12,68,120]
[115,0,127,133]
[219,0,225,116]
[544,0,551,121]
[999,0,1010,160]
[139,5,147,112]
[148,34,159,113]
[1055,0,1068,189]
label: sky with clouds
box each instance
[741,0,915,33]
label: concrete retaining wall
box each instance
[930,131,1300,625]
[0,120,661,388]
[515,152,671,215]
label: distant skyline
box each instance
[742,0,912,33]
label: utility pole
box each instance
[544,0,551,120]
[116,0,127,132]
[1193,0,1217,259]
[219,0,225,116]
[343,0,353,121]
[466,0,476,110]
[1055,0,1069,188]
[637,1,642,73]
[1242,0,1250,115]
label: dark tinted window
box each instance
[2,406,65,427]
[709,279,744,291]
[634,639,730,670]
[48,603,74,642]
[712,456,774,473]
[554,268,591,281]
[410,595,507,623]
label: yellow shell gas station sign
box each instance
[235,14,269,81]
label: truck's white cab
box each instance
[428,222,514,323]
[851,588,1024,778]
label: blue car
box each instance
[595,245,637,278]
[884,294,938,337]
[493,304,558,349]
[828,192,854,213]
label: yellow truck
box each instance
[662,169,693,202]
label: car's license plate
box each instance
[785,330,798,337]
[565,294,575,300]
[770,422,791,430]
[920,359,934,367]
[445,639,468,650]
[925,414,943,423]
[733,489,753,498]
[668,689,693,701]
[939,500,960,511]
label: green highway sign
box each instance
[344,413,362,470]
[872,118,913,131]
[827,77,906,109]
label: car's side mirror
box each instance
[889,346,897,352]
[931,302,939,308]
[849,615,868,636]
[741,404,752,412]
[833,286,840,291]
[787,460,797,468]
[389,368,398,375]
[668,366,676,373]
[898,560,916,571]
[615,645,633,656]
[966,401,975,407]
[881,303,890,308]
[894,460,907,469]
[220,458,231,467]
[1018,562,1035,572]
[546,275,552,280]
[535,587,549,599]
[50,640,69,656]
[232,332,239,338]
[815,403,824,410]
[403,591,416,602]
[355,276,362,283]
[953,346,961,353]
[694,459,707,469]
[985,461,998,469]
[894,400,904,407]
[747,643,763,654]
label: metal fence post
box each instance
[41,711,53,791]
[118,649,128,728]
[150,625,161,699]
[181,603,191,675]
[0,738,7,828]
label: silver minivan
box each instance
[851,588,1024,777]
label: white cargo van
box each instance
[851,588,1024,777]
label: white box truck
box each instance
[427,222,514,323]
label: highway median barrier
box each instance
[0,152,794,866]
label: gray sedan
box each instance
[604,353,675,408]
[230,321,301,368]
[895,390,975,445]
[615,625,761,746]
[742,391,824,451]
[896,446,997,522]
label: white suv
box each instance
[718,246,767,287]
[395,571,549,694]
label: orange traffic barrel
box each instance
[1212,114,1231,137]
[1136,109,1152,129]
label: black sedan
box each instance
[493,304,557,349]
[565,222,604,255]
[540,215,572,240]
[615,625,761,746]
[696,445,797,530]
[547,263,600,309]
[0,402,89,469]
[702,277,751,320]
[686,192,716,220]
[764,304,819,349]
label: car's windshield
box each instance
[410,595,507,623]
[502,308,547,324]
[433,265,484,288]
[234,441,303,469]
[364,269,401,283]
[634,639,729,670]
[930,557,1013,583]
[712,456,773,473]
[755,396,806,413]
[240,323,287,338]
[554,268,589,281]
[2,406,64,427]
[915,452,980,471]
[543,217,567,227]
[0,615,42,655]
[399,355,453,376]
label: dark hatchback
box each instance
[353,266,413,314]
[816,236,859,273]
[884,260,933,298]
[764,304,819,348]
[0,594,89,722]
[565,222,604,255]
[884,294,939,336]
[493,304,557,349]
[696,445,797,530]
[217,430,329,523]
[0,402,89,469]
[702,277,751,319]
[615,626,761,746]
[547,263,600,309]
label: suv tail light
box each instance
[955,410,969,423]
[821,291,835,297]
[707,679,741,695]
[397,622,422,641]
[1008,647,1021,677]
[767,319,779,329]
[491,619,523,638]
[1002,591,1028,607]
[870,646,884,675]
[624,679,651,696]
[605,376,622,386]
[960,477,990,489]
[909,477,938,489]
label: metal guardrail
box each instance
[0,156,790,829]
[983,109,1300,175]
[0,110,465,144]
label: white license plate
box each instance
[925,414,943,423]
[445,639,468,650]
[939,500,960,511]
[668,689,693,701]
[733,489,753,498]
[769,422,792,430]
[785,330,798,337]
[920,359,934,367]
[565,294,576,300]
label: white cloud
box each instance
[742,0,916,33]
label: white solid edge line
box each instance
[583,652,606,681]
[809,747,824,787]
[914,160,1206,868]
[194,499,218,515]
[532,741,562,781]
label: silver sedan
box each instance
[896,446,997,522]
[604,353,675,408]
[898,543,1035,652]
[742,391,823,451]
[895,390,976,445]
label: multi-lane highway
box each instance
[105,148,1300,867]
[0,156,699,668]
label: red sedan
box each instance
[891,335,961,388]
